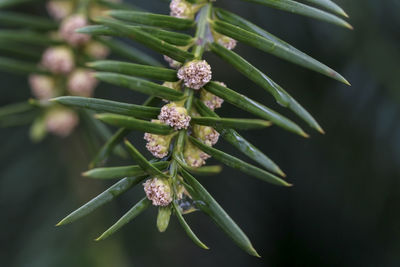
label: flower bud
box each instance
[163,55,182,69]
[84,41,110,59]
[177,60,212,90]
[60,14,91,46]
[67,68,98,97]
[28,75,56,101]
[200,89,224,110]
[41,46,75,74]
[214,33,237,50]
[45,108,79,137]
[46,0,73,21]
[158,103,191,130]
[169,0,195,19]
[193,124,220,146]
[143,177,172,206]
[183,141,210,168]
[144,123,175,158]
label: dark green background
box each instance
[1,0,399,266]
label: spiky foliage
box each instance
[0,0,351,257]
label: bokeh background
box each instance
[1,0,400,266]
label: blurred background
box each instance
[1,0,400,266]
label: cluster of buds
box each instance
[183,141,210,168]
[193,124,220,146]
[169,0,200,19]
[158,103,191,130]
[144,121,176,158]
[28,1,113,139]
[143,177,173,206]
[177,60,212,90]
[44,108,79,137]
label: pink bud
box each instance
[41,46,75,74]
[67,69,98,97]
[45,109,79,137]
[60,15,90,46]
[143,178,172,206]
[158,103,191,130]
[177,60,212,90]
[28,75,56,101]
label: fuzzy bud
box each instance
[46,0,73,21]
[158,103,191,130]
[28,75,56,101]
[84,41,110,59]
[183,141,210,168]
[143,177,173,206]
[41,46,75,74]
[163,55,182,69]
[213,31,237,50]
[45,108,79,137]
[200,88,224,111]
[177,60,212,90]
[193,125,220,146]
[144,122,175,158]
[60,14,91,46]
[67,68,98,97]
[217,36,237,50]
[169,0,194,19]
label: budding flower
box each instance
[213,32,237,50]
[177,60,212,90]
[217,36,237,50]
[28,75,56,101]
[169,0,194,19]
[200,89,224,110]
[60,14,91,46]
[85,41,110,59]
[163,55,182,69]
[143,177,173,206]
[41,46,75,74]
[45,108,79,137]
[158,103,191,130]
[193,125,220,146]
[46,0,73,21]
[144,123,175,158]
[67,68,98,97]
[183,141,210,168]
